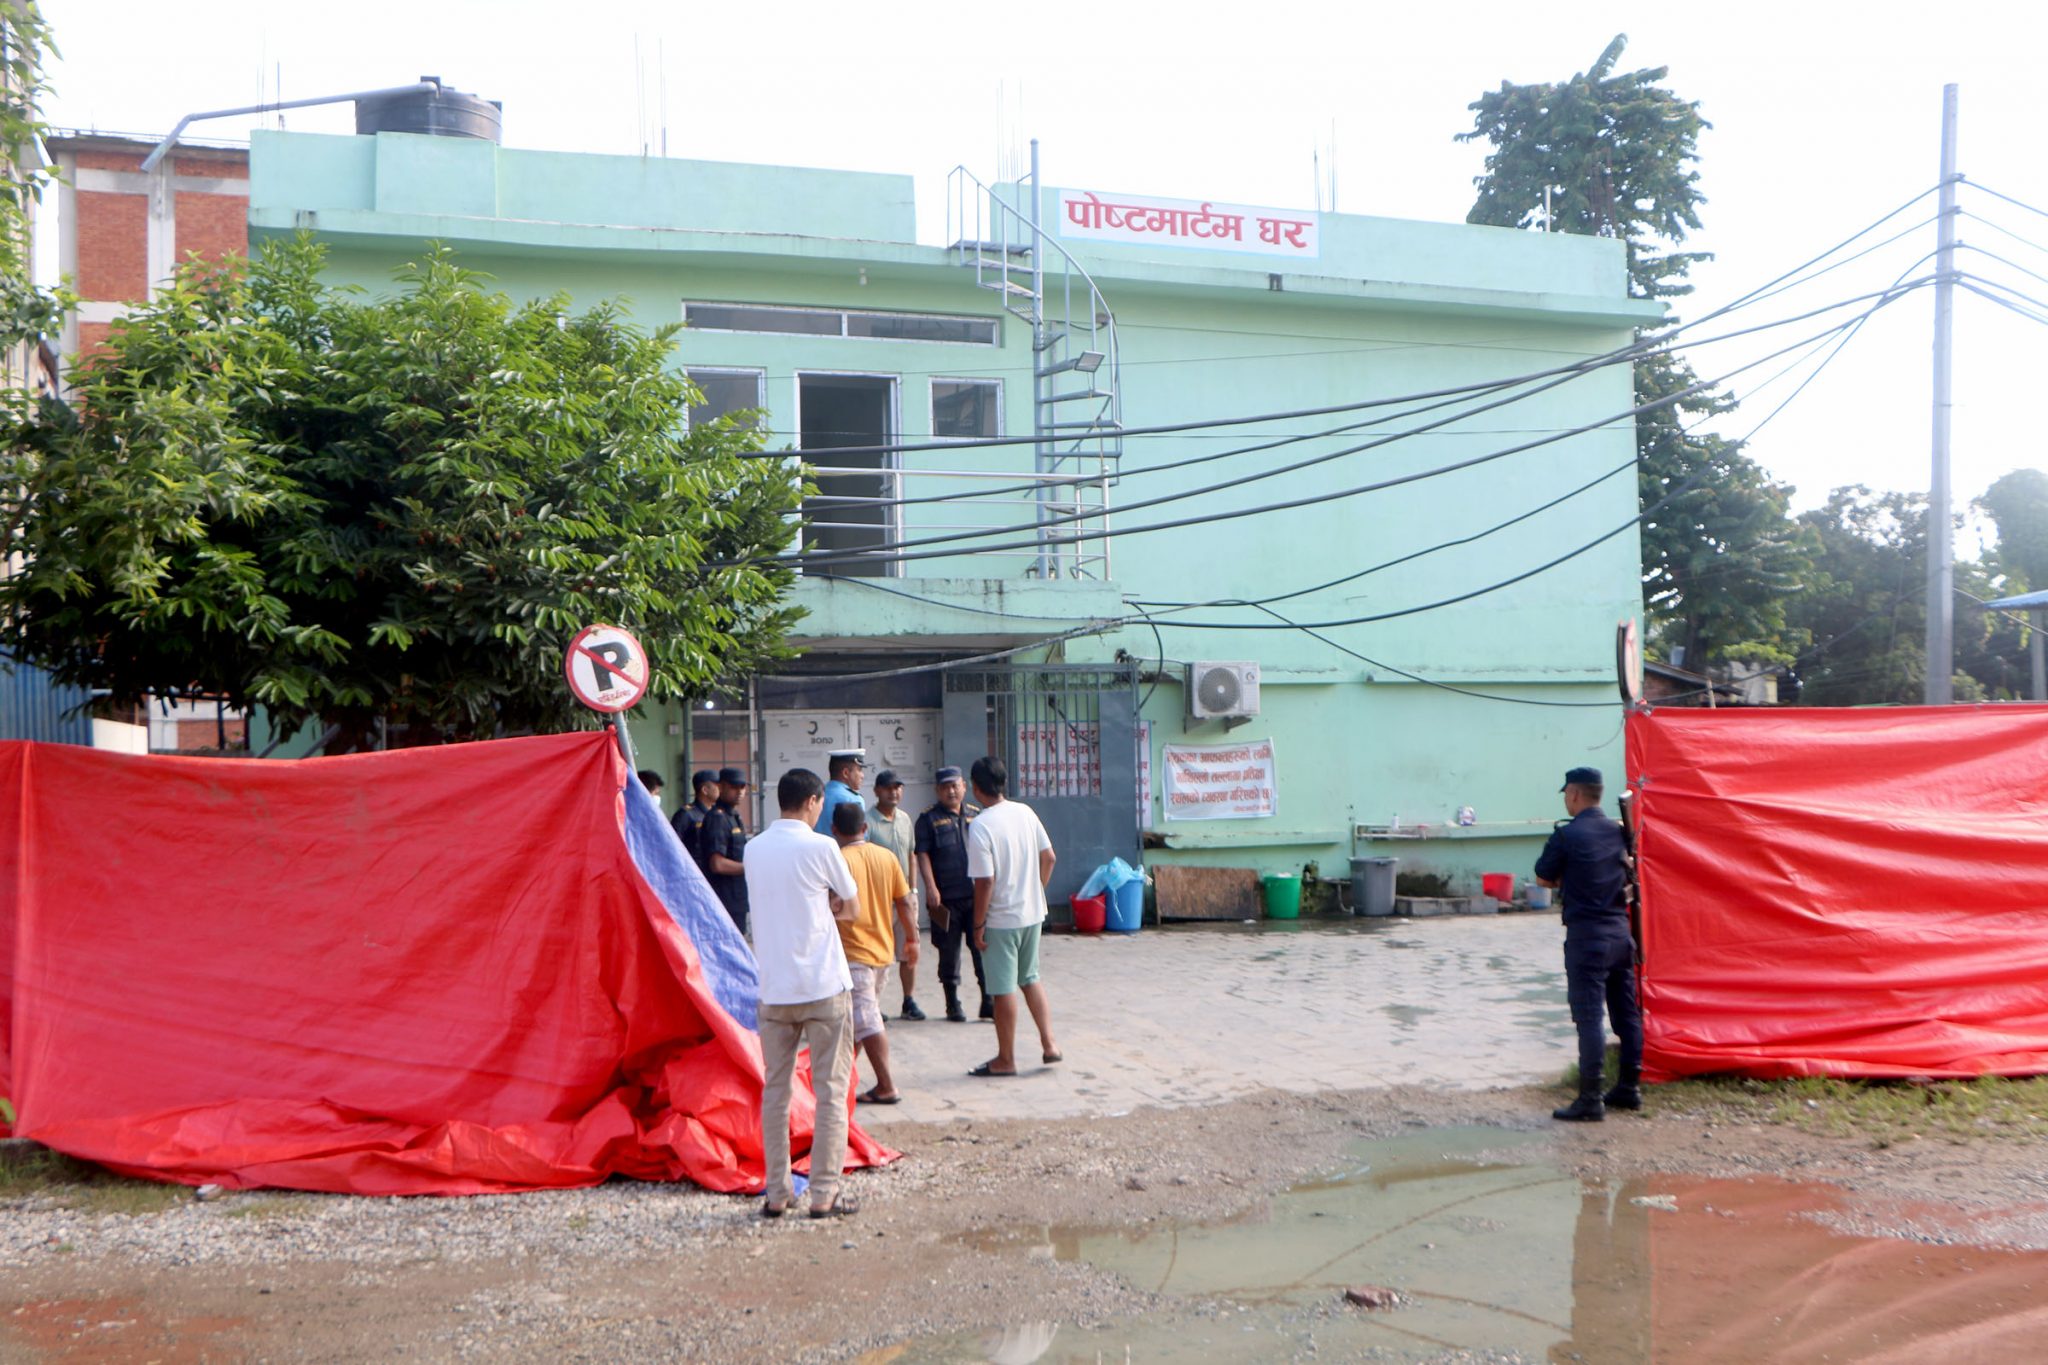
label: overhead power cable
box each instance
[1956,244,2048,291]
[807,263,1947,522]
[1958,210,2048,260]
[1965,181,2048,223]
[1137,283,1888,614]
[748,281,1931,572]
[741,190,1944,469]
[1152,285,1905,634]
[1241,602,1634,708]
[1955,272,2048,325]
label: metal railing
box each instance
[941,147,1123,580]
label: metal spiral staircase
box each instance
[946,143,1123,579]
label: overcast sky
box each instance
[41,0,2048,538]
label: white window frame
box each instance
[681,300,999,347]
[793,369,903,579]
[929,376,1005,442]
[682,366,768,432]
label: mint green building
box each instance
[250,126,1656,912]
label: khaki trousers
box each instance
[758,990,855,1209]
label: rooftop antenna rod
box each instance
[658,36,669,157]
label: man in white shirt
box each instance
[745,767,863,1219]
[965,756,1062,1078]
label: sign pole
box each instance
[610,716,639,771]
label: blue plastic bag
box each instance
[1078,857,1145,900]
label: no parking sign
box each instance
[564,624,650,714]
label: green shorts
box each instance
[983,923,1042,996]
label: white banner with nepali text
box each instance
[1161,738,1278,822]
[1059,190,1319,260]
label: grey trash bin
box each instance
[1351,856,1398,917]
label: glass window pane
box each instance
[846,312,997,345]
[686,370,763,428]
[933,380,1000,439]
[686,303,841,336]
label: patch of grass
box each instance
[0,1142,188,1214]
[1562,1047,2048,1144]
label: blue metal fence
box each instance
[0,651,94,745]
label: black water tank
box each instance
[355,77,502,142]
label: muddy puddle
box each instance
[872,1126,2048,1363]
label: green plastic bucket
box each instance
[1261,873,1303,920]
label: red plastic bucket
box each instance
[1482,872,1514,902]
[1070,892,1107,934]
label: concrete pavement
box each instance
[869,914,1575,1123]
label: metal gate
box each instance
[942,663,1139,912]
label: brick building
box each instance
[39,133,251,750]
[45,131,248,385]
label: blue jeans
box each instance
[1565,935,1643,1093]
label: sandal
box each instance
[760,1200,790,1219]
[858,1087,902,1105]
[1042,1049,1063,1064]
[968,1061,1020,1078]
[809,1195,861,1219]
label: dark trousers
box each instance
[930,897,987,999]
[1565,934,1643,1092]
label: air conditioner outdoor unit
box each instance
[1186,661,1261,721]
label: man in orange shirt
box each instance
[832,801,917,1104]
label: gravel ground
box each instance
[8,1083,2048,1362]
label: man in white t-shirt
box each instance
[745,767,862,1219]
[965,755,1062,1078]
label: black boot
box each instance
[944,984,967,1023]
[1603,1068,1643,1111]
[1552,1091,1605,1122]
[978,994,995,1020]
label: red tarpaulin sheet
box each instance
[1628,704,2048,1081]
[0,732,893,1194]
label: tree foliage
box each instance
[1979,467,2048,593]
[1459,33,1708,302]
[0,236,803,750]
[1460,35,1813,667]
[1787,486,2030,704]
[1,3,67,376]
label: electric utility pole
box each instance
[1924,84,1959,705]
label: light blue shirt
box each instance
[816,779,864,835]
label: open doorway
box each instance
[799,373,896,576]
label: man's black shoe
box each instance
[946,1000,968,1022]
[1552,1094,1605,1122]
[978,996,995,1020]
[900,997,927,1021]
[1602,1084,1642,1111]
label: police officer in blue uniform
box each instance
[1534,766,1643,1121]
[914,765,990,1022]
[697,767,752,935]
[672,769,718,863]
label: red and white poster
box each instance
[1060,189,1319,259]
[1137,720,1153,830]
[1162,739,1278,822]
